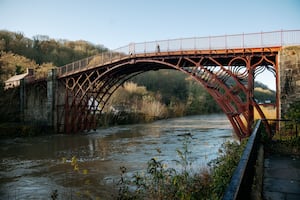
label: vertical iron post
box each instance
[247,56,255,136]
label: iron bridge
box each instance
[52,30,300,138]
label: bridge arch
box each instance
[60,50,277,138]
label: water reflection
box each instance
[0,114,233,199]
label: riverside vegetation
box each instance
[115,137,247,200]
[264,101,300,156]
[51,136,247,200]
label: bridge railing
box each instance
[222,119,263,200]
[222,118,299,200]
[57,30,300,77]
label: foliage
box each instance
[131,70,222,115]
[265,137,300,155]
[101,82,168,125]
[0,30,108,66]
[0,51,38,82]
[254,81,276,103]
[132,70,188,105]
[116,137,247,200]
[140,95,167,120]
[264,100,300,155]
[284,101,300,119]
[0,87,20,122]
[208,140,247,198]
[186,81,221,115]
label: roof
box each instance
[5,73,28,83]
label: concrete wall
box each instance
[279,46,300,118]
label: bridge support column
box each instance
[47,68,57,131]
[247,58,255,136]
[279,46,300,118]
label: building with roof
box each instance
[4,68,34,90]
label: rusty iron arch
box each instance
[62,60,169,133]
[59,52,277,138]
[174,56,250,137]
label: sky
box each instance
[0,0,299,90]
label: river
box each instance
[0,114,234,199]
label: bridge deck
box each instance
[57,46,281,78]
[56,29,300,78]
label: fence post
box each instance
[281,29,283,46]
[167,39,169,52]
[242,33,244,49]
[225,34,227,49]
[180,38,182,51]
[261,31,263,47]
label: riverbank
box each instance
[0,122,52,138]
[0,112,222,139]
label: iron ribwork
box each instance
[58,47,279,138]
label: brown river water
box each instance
[0,114,234,199]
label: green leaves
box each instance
[209,140,247,198]
[116,136,246,199]
[285,101,300,119]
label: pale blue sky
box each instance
[0,0,299,89]
[1,0,299,49]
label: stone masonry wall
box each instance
[279,46,300,118]
[23,81,48,124]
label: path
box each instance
[263,154,300,200]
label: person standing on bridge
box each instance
[129,42,135,56]
[156,44,160,53]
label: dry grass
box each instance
[254,105,276,120]
[124,81,147,94]
[240,105,276,127]
[254,87,273,95]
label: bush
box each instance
[208,140,247,198]
[116,137,247,200]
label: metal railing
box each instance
[57,30,300,77]
[222,119,262,200]
[222,118,299,200]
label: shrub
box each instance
[208,140,247,198]
[116,137,247,200]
